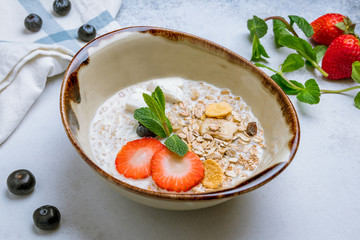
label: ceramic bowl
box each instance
[60,26,300,210]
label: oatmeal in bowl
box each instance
[60,27,300,210]
[90,77,266,193]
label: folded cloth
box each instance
[0,0,122,144]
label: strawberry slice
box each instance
[115,138,164,179]
[151,148,204,192]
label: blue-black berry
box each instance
[78,24,96,42]
[136,124,156,137]
[53,0,71,16]
[7,169,36,195]
[33,205,61,230]
[24,14,43,32]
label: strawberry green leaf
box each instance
[288,15,314,38]
[278,35,317,62]
[296,79,320,104]
[351,61,360,84]
[164,134,188,157]
[281,53,305,73]
[273,19,291,46]
[134,108,167,138]
[335,22,347,32]
[271,74,303,95]
[355,92,360,109]
[336,17,355,34]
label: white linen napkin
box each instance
[0,0,122,144]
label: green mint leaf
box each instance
[251,34,270,61]
[296,79,320,104]
[354,92,360,109]
[247,15,268,39]
[314,45,328,63]
[164,134,188,157]
[351,61,360,84]
[248,16,269,61]
[143,93,165,120]
[134,108,167,138]
[288,15,314,37]
[290,80,305,89]
[271,74,303,95]
[281,53,305,73]
[279,35,317,62]
[151,86,166,112]
[273,19,291,46]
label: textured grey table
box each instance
[1,0,360,239]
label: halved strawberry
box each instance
[151,148,204,192]
[115,138,164,179]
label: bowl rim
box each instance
[60,26,300,201]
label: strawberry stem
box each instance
[320,85,360,93]
[264,16,299,37]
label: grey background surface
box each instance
[1,0,360,239]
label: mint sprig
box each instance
[134,86,188,156]
[247,16,269,61]
[134,108,168,138]
[256,61,320,104]
[248,15,360,109]
[135,86,172,137]
[278,35,328,77]
[256,60,360,107]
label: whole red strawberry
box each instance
[311,13,354,45]
[322,34,360,80]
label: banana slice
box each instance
[205,102,232,118]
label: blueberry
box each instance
[78,24,96,42]
[24,14,43,32]
[53,0,71,16]
[7,169,36,195]
[33,205,61,230]
[136,124,156,137]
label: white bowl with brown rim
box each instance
[60,26,300,210]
